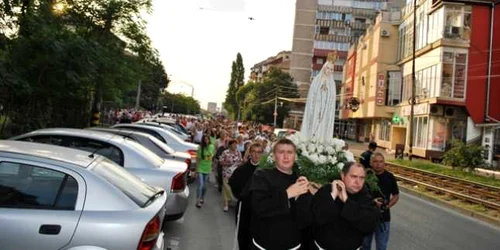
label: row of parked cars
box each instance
[0,118,199,250]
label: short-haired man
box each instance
[250,139,312,250]
[312,162,380,250]
[229,143,263,250]
[361,153,399,250]
[360,142,377,169]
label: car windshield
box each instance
[92,158,159,207]
[148,136,176,154]
[162,127,186,143]
[123,137,165,167]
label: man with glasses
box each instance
[229,143,264,250]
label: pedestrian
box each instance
[219,139,243,212]
[361,153,399,250]
[312,162,379,250]
[360,142,377,169]
[195,135,215,208]
[229,143,264,250]
[249,138,312,250]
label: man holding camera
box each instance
[362,153,399,250]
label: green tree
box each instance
[442,140,486,171]
[159,92,200,115]
[242,68,299,126]
[223,53,245,119]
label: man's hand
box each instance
[287,177,310,199]
[331,180,339,200]
[374,197,383,208]
[336,181,348,203]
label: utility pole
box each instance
[273,92,278,127]
[409,0,417,161]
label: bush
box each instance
[442,140,485,171]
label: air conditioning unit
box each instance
[445,26,461,37]
[430,105,443,116]
[380,29,390,37]
[444,107,456,118]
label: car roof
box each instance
[17,128,123,143]
[0,140,97,167]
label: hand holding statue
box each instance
[287,176,310,199]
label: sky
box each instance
[145,0,296,110]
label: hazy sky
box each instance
[145,0,296,110]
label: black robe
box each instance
[250,168,312,250]
[312,184,379,250]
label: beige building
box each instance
[341,10,403,148]
[250,51,291,83]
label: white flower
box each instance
[344,150,355,162]
[318,155,327,164]
[308,154,319,163]
[325,146,335,155]
[302,151,310,158]
[337,162,345,170]
[330,156,338,164]
[299,144,307,154]
[307,144,317,153]
[310,137,317,144]
[267,154,274,163]
[290,136,299,146]
[316,145,325,154]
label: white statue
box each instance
[301,52,337,141]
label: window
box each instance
[316,58,324,65]
[412,116,429,148]
[379,120,391,141]
[402,74,412,102]
[441,52,467,98]
[65,137,124,166]
[21,135,63,146]
[0,162,78,210]
[320,27,329,35]
[444,5,472,41]
[387,72,402,106]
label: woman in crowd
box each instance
[219,139,243,212]
[195,135,215,208]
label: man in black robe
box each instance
[249,138,312,250]
[312,162,379,250]
[229,143,263,250]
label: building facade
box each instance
[289,0,406,131]
[207,102,217,113]
[341,0,500,165]
[250,51,291,83]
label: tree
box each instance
[0,0,166,136]
[442,140,486,171]
[223,52,245,119]
[159,92,200,115]
[241,68,299,126]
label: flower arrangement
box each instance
[260,133,380,193]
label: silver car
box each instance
[0,140,166,250]
[11,128,189,220]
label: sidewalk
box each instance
[344,140,394,159]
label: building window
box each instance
[441,52,467,99]
[316,58,324,65]
[413,116,429,149]
[379,120,391,141]
[387,71,402,106]
[444,5,472,41]
[402,74,412,102]
[320,27,329,35]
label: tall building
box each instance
[289,0,406,127]
[250,51,291,83]
[207,102,217,113]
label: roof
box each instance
[0,140,97,167]
[17,128,120,142]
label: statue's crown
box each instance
[327,51,338,62]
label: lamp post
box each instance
[409,0,417,161]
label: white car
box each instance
[11,128,189,221]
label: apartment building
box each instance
[289,0,406,130]
[342,0,500,164]
[250,51,291,83]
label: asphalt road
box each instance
[163,180,500,250]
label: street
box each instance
[164,179,500,250]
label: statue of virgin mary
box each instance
[300,52,338,141]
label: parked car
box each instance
[0,140,166,250]
[140,117,191,137]
[11,128,189,221]
[136,121,190,141]
[88,127,196,182]
[112,123,199,169]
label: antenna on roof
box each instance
[88,147,102,159]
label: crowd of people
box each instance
[182,117,398,250]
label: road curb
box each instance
[399,185,500,228]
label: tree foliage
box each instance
[158,92,200,115]
[239,68,299,126]
[0,0,167,137]
[442,140,486,171]
[223,52,244,119]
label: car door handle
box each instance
[39,225,61,235]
